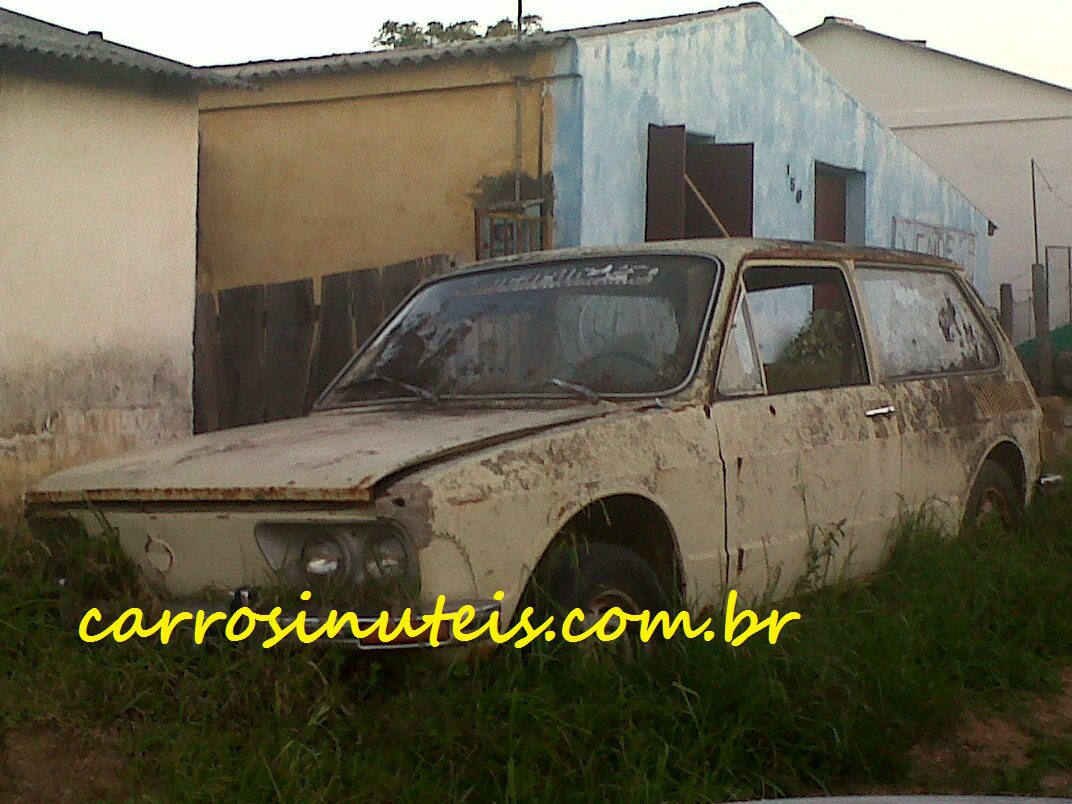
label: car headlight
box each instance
[302,535,347,578]
[255,521,416,592]
[363,529,410,582]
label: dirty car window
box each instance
[857,268,999,378]
[317,256,718,405]
[744,265,868,395]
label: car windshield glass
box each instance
[317,255,719,407]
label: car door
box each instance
[710,260,902,601]
[852,264,1009,530]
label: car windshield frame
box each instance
[313,252,724,411]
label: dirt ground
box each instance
[0,726,135,803]
[908,666,1072,796]
[3,670,1072,800]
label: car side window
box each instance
[743,265,868,394]
[717,290,765,396]
[856,267,999,378]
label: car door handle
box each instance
[865,404,896,418]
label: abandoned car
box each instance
[26,239,1057,647]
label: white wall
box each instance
[800,23,1072,339]
[0,53,199,510]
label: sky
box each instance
[4,0,1072,87]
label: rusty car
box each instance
[25,239,1060,648]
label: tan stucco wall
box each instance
[0,53,198,511]
[198,52,558,291]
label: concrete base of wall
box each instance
[0,347,191,516]
[0,406,190,516]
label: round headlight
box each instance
[363,530,409,583]
[302,535,345,578]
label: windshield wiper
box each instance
[365,371,439,403]
[550,377,604,403]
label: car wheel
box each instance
[964,460,1023,532]
[527,541,669,656]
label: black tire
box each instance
[524,541,669,654]
[964,460,1023,532]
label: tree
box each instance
[373,15,543,49]
[426,20,480,44]
[485,15,543,38]
[372,21,431,49]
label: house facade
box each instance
[799,16,1072,341]
[199,4,991,293]
[0,9,229,510]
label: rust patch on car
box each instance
[23,484,376,507]
[445,494,492,506]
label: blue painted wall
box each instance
[551,6,991,292]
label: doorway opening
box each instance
[645,124,754,241]
[814,162,865,244]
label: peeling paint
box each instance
[553,6,991,292]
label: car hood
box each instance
[27,404,617,506]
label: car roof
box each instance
[457,238,963,276]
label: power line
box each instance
[1034,161,1072,214]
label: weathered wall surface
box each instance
[557,7,991,290]
[198,53,559,291]
[0,54,198,511]
[798,23,1072,318]
[899,118,1072,333]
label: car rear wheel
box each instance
[526,541,669,656]
[964,460,1023,532]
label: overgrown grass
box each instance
[2,486,1072,802]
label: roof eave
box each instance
[0,41,249,89]
[209,35,571,82]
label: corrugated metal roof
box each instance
[212,34,570,81]
[209,5,761,81]
[0,7,242,87]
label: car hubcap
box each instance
[583,588,644,658]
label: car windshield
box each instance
[317,255,719,407]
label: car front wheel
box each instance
[526,541,669,655]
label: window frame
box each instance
[314,251,726,411]
[715,259,873,399]
[713,279,768,398]
[851,262,1003,383]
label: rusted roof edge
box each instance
[744,243,963,270]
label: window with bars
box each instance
[475,202,546,260]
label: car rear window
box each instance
[856,267,999,379]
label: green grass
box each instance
[2,486,1072,802]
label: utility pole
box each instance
[1031,158,1040,265]
[999,283,1014,339]
[1028,158,1052,396]
[1033,262,1053,396]
[513,0,524,208]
